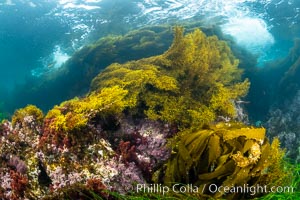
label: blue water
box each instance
[0,0,300,114]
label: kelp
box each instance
[158,123,291,199]
[91,27,249,129]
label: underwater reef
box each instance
[0,27,295,200]
[266,92,300,162]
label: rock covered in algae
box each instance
[0,105,45,199]
[266,90,300,162]
[0,107,174,199]
[91,27,249,130]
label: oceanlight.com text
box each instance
[207,184,295,196]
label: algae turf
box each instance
[91,27,249,130]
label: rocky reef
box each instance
[247,38,300,163]
[266,90,300,162]
[0,27,293,199]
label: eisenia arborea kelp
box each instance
[156,122,291,200]
[0,27,292,199]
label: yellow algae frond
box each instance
[90,27,249,129]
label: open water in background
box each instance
[0,0,300,114]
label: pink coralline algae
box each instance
[114,119,173,181]
[0,111,174,199]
